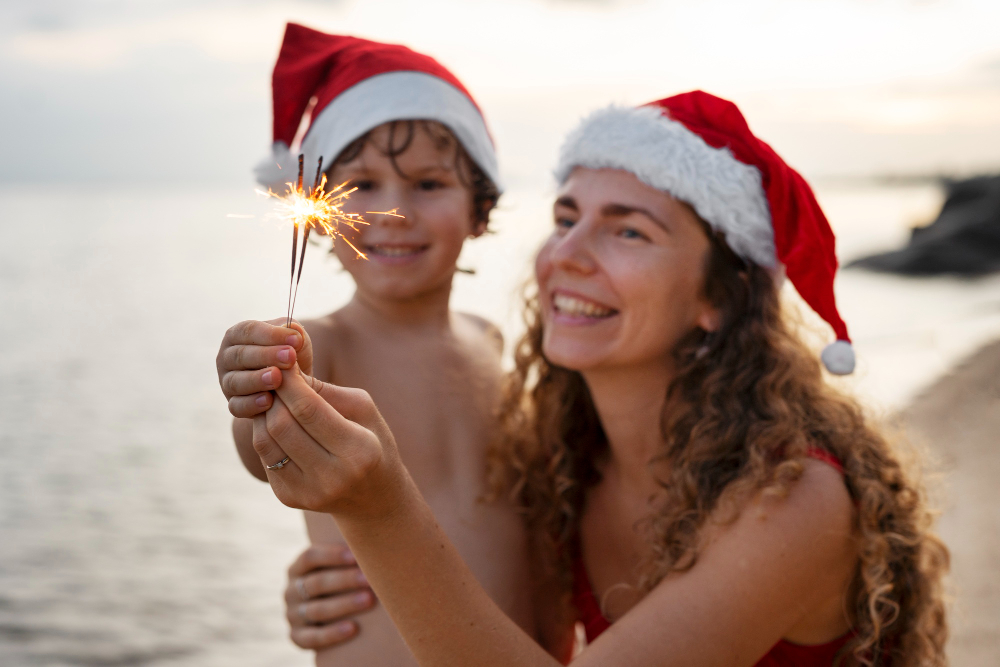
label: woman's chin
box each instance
[541,337,609,373]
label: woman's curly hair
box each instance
[487,223,949,666]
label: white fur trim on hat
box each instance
[254,71,501,193]
[553,106,776,268]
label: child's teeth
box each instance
[375,246,419,256]
[553,294,613,317]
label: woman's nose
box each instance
[549,223,597,275]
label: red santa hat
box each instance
[254,23,501,192]
[554,91,855,375]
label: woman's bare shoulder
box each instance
[708,457,854,552]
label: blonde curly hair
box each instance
[488,224,949,666]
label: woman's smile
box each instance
[550,289,619,324]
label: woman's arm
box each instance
[259,369,855,667]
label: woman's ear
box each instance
[695,304,722,335]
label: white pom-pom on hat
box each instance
[254,141,297,192]
[820,340,856,375]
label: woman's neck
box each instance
[348,280,454,333]
[582,361,673,488]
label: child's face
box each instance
[328,123,484,302]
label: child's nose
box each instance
[367,189,412,226]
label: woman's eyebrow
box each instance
[554,196,578,210]
[601,203,668,231]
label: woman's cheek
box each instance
[534,236,558,284]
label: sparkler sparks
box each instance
[256,154,372,327]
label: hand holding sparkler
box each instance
[216,319,313,419]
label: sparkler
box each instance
[256,154,373,327]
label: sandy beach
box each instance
[903,339,1000,665]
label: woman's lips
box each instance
[551,291,618,323]
[364,244,430,264]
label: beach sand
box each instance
[902,339,1000,665]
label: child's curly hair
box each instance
[488,220,949,665]
[329,119,499,228]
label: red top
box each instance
[569,447,852,665]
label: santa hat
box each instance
[554,91,855,375]
[254,23,501,192]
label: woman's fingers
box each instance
[272,371,368,454]
[283,320,314,376]
[310,379,383,432]
[264,395,337,471]
[223,319,302,349]
[221,367,281,402]
[253,415,302,480]
[218,343,298,374]
[289,620,359,650]
[266,371,395,514]
[228,392,273,418]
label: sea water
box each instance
[1,181,998,665]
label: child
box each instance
[216,24,538,665]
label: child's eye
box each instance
[417,179,443,191]
[555,217,575,229]
[353,180,375,192]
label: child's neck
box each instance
[347,280,454,332]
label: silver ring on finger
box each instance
[298,602,310,625]
[295,577,308,601]
[266,456,290,470]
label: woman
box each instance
[250,91,948,665]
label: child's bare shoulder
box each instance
[298,309,355,382]
[453,312,503,358]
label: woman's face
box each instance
[535,167,719,373]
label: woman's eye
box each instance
[618,227,648,241]
[555,217,575,229]
[417,179,443,191]
[353,180,375,192]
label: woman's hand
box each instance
[216,319,314,418]
[285,544,377,650]
[252,368,404,517]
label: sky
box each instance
[1,0,999,187]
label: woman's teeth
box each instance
[369,245,424,257]
[553,293,615,318]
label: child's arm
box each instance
[216,319,313,480]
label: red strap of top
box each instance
[569,447,848,660]
[570,545,611,643]
[804,446,844,474]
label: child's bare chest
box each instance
[330,341,496,498]
[304,327,533,635]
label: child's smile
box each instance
[326,121,483,303]
[366,243,432,264]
